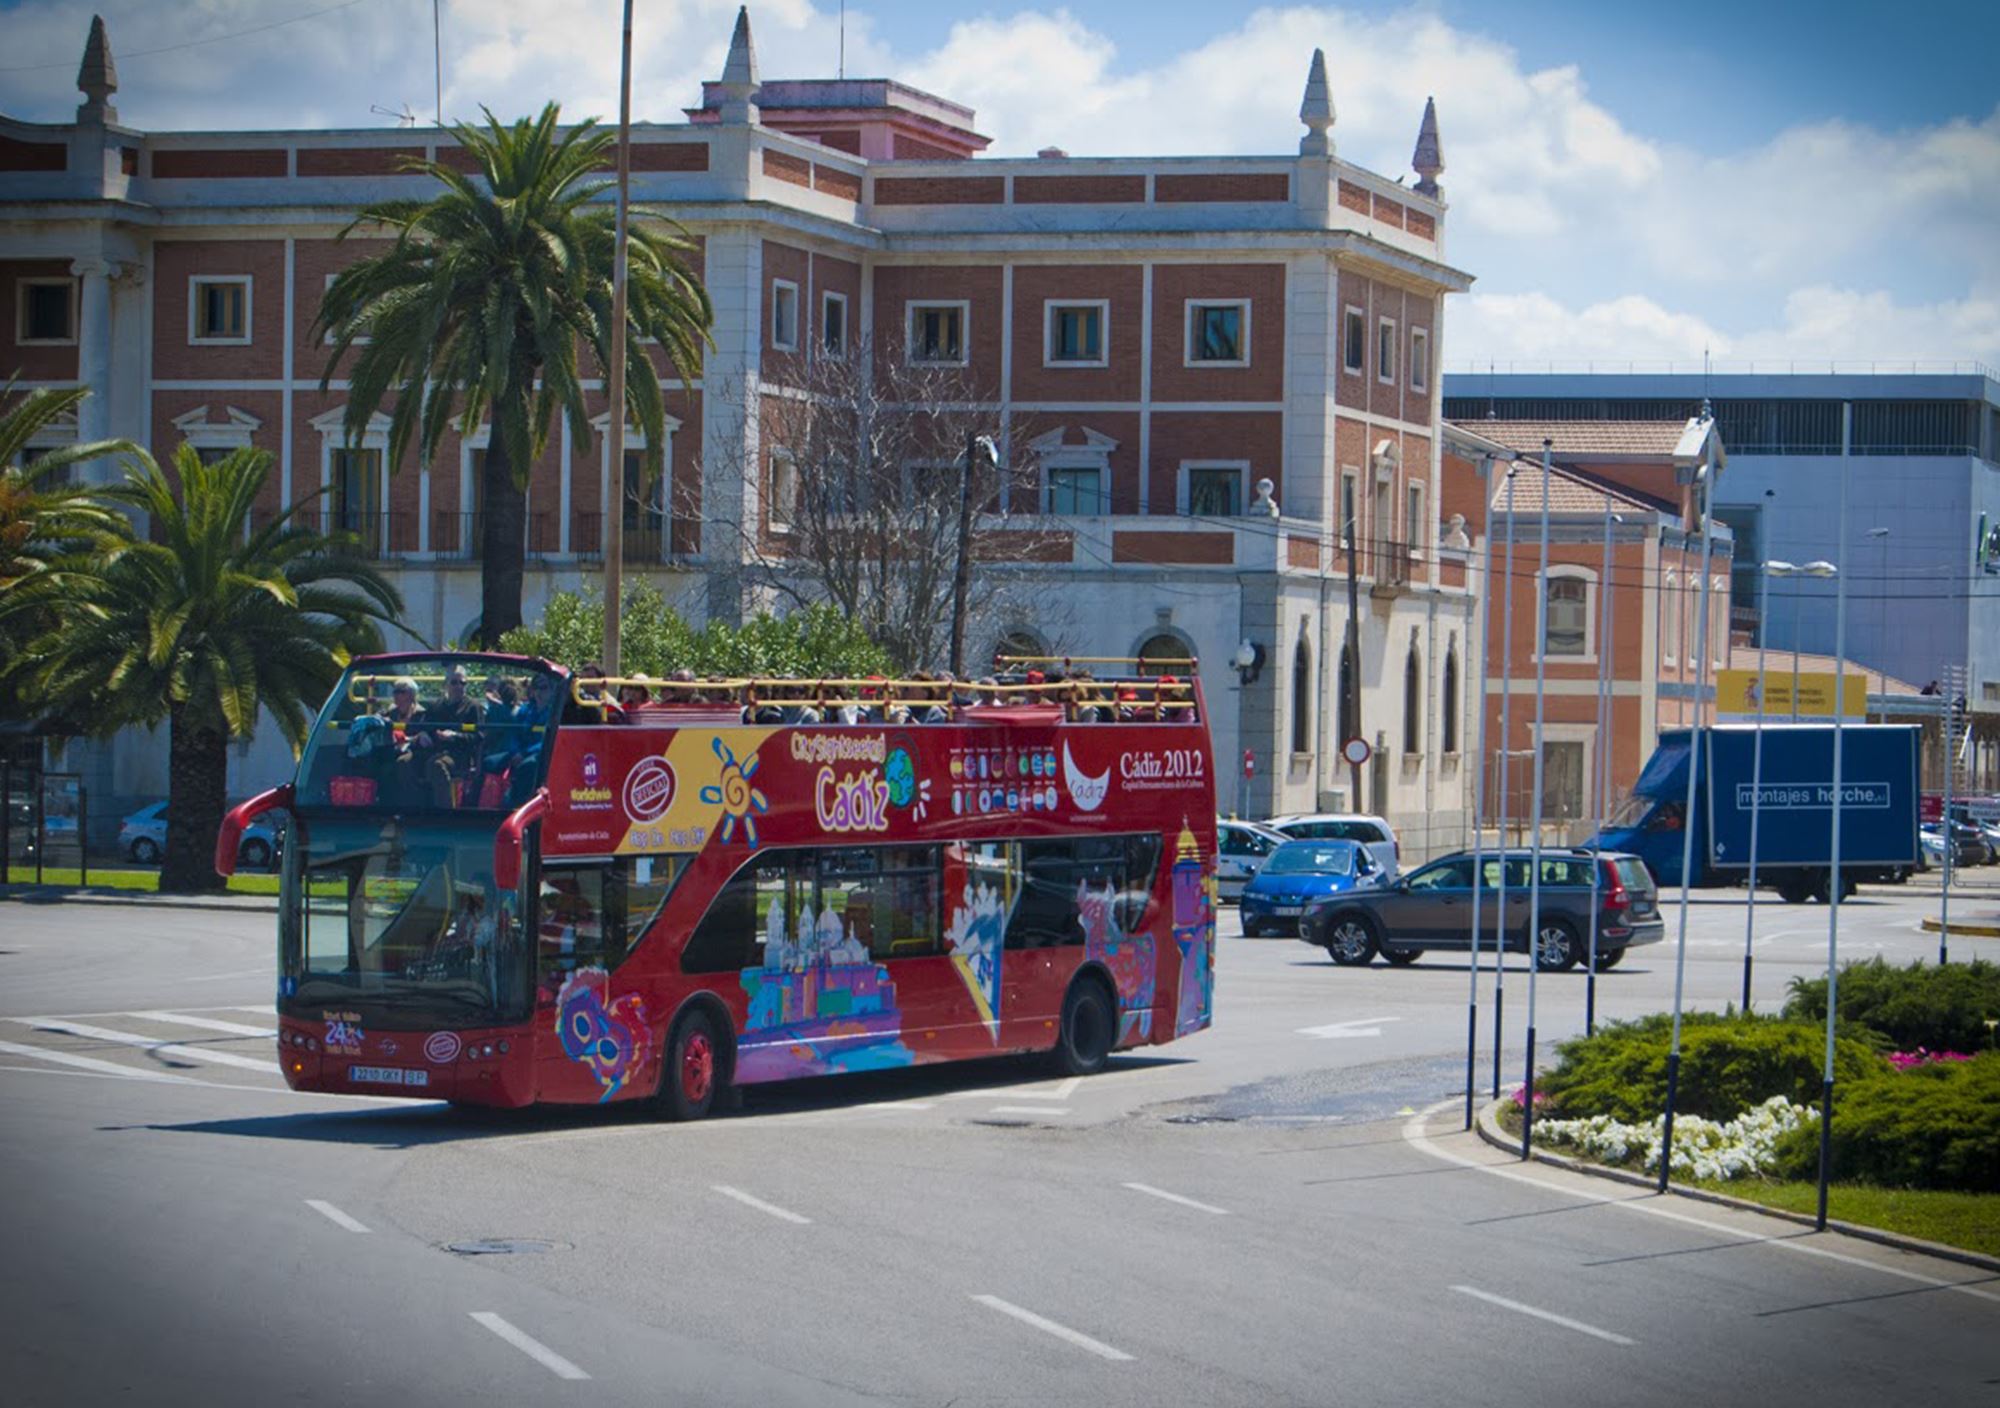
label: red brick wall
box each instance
[1013,174,1145,204]
[151,148,286,179]
[761,240,810,376]
[629,142,708,173]
[1149,263,1284,404]
[1149,410,1282,517]
[295,146,424,177]
[1009,264,1142,404]
[1154,172,1288,203]
[152,241,285,381]
[762,149,811,189]
[293,237,394,385]
[0,134,66,172]
[1112,530,1233,564]
[873,176,1004,205]
[813,164,861,201]
[871,264,1004,401]
[1,259,81,381]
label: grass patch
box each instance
[1,866,281,897]
[1688,1178,2000,1260]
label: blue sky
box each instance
[3,0,1995,367]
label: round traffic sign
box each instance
[1341,736,1372,767]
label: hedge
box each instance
[1773,1052,2000,1192]
[1783,957,2000,1054]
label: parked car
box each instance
[1919,821,1986,870]
[1216,818,1291,902]
[1944,807,2000,863]
[1263,812,1400,875]
[120,801,283,869]
[1240,838,1385,936]
[1301,847,1664,970]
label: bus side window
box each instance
[682,860,762,973]
[1007,840,1082,950]
[871,845,940,962]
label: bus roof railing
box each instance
[994,654,1199,671]
[567,673,1200,721]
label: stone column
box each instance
[70,257,116,465]
[697,225,762,627]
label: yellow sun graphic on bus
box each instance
[699,736,769,848]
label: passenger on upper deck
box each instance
[414,665,483,805]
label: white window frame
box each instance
[1043,462,1109,516]
[1183,298,1250,368]
[1376,315,1397,386]
[1043,299,1109,368]
[820,290,848,358]
[1410,326,1429,392]
[771,278,800,352]
[1405,481,1426,557]
[1537,564,1597,663]
[323,272,372,346]
[1341,304,1365,376]
[188,275,253,346]
[592,410,680,563]
[768,447,798,532]
[1178,460,1250,518]
[1339,467,1361,548]
[16,276,78,346]
[905,300,969,367]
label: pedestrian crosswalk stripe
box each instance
[0,1038,197,1084]
[27,1019,279,1073]
[131,1011,276,1038]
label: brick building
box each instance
[1440,418,1730,833]
[3,12,1476,850]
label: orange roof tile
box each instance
[1460,420,1691,458]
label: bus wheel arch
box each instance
[1050,965,1118,1076]
[657,994,735,1121]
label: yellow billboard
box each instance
[1716,669,1865,719]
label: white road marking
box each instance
[27,1019,278,1073]
[859,1100,935,1110]
[177,967,272,983]
[1451,1285,1635,1345]
[304,1199,371,1233]
[1048,1076,1082,1099]
[947,1075,1081,1101]
[0,1038,195,1084]
[1402,1102,2000,1305]
[988,1105,1074,1117]
[469,1313,591,1381]
[133,1011,276,1038]
[1122,1182,1229,1215]
[711,1185,811,1225]
[970,1295,1134,1362]
[1296,1016,1402,1039]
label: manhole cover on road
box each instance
[445,1238,561,1256]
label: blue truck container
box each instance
[1592,724,1920,900]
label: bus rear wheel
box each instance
[660,1010,724,1122]
[1051,977,1114,1077]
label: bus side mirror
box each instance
[495,788,551,891]
[216,784,293,878]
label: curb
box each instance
[1920,916,2000,938]
[1472,1096,2000,1276]
[0,887,278,915]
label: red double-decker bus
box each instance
[221,655,1217,1118]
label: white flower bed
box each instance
[1531,1095,1818,1181]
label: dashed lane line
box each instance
[469,1313,591,1381]
[970,1295,1134,1362]
[131,1011,276,1038]
[304,1199,371,1233]
[27,1019,279,1073]
[1451,1285,1635,1346]
[711,1185,812,1225]
[0,1038,196,1085]
[1122,1182,1229,1216]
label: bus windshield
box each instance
[296,654,563,813]
[280,815,531,1026]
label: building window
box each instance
[1340,469,1360,548]
[1046,465,1107,515]
[1291,639,1312,755]
[329,447,383,543]
[1342,305,1365,376]
[190,276,251,344]
[1542,741,1586,822]
[1403,644,1421,753]
[1544,572,1590,656]
[1661,572,1679,665]
[906,301,967,365]
[821,291,847,356]
[623,448,668,558]
[1136,632,1191,676]
[1410,327,1429,392]
[1185,300,1248,366]
[1376,316,1397,385]
[17,278,77,345]
[1045,300,1107,366]
[1441,643,1460,753]
[768,449,797,531]
[1182,463,1245,517]
[1406,482,1426,554]
[771,279,799,352]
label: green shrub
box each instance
[1783,957,2000,1054]
[1538,1011,1886,1122]
[499,587,892,680]
[1771,1052,2000,1192]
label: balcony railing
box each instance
[571,513,682,565]
[430,511,563,561]
[313,510,417,559]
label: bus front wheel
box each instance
[660,1010,725,1122]
[1051,977,1115,1077]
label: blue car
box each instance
[1239,838,1383,936]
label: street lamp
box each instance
[1770,560,1837,721]
[1866,527,1890,711]
[1817,403,1856,1231]
[948,433,1000,677]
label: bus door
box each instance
[533,856,677,1103]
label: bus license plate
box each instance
[349,1065,429,1087]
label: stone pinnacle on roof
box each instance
[1298,48,1334,157]
[77,14,118,123]
[1412,95,1443,197]
[716,5,761,124]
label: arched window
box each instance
[1441,642,1460,753]
[1136,632,1191,677]
[1403,644,1422,753]
[994,628,1047,671]
[1544,574,1589,656]
[1337,642,1356,744]
[1291,638,1312,753]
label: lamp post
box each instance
[600,0,636,673]
[1464,452,1504,1129]
[1865,527,1889,712]
[1817,404,1855,1232]
[1492,465,1519,1098]
[1522,439,1553,1159]
[1344,485,1364,808]
[948,433,999,677]
[1585,505,1620,1035]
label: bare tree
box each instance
[694,341,1073,672]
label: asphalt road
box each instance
[1,887,1994,1406]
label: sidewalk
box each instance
[0,883,278,914]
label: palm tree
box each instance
[0,381,132,590]
[1,446,406,893]
[316,103,712,644]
